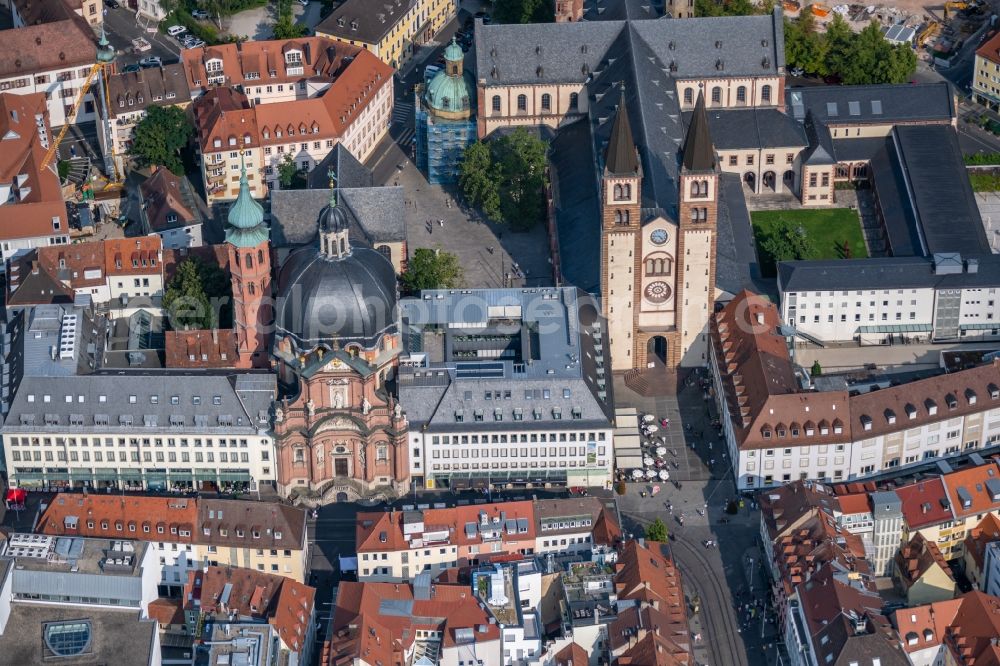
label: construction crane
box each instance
[40,28,115,171]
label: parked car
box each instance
[131,37,152,52]
[187,38,205,48]
[296,0,309,5]
[139,56,162,68]
[789,67,805,77]
[122,63,142,73]
[166,25,187,36]
[105,0,120,8]
[191,9,209,18]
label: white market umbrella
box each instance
[658,470,671,481]
[645,469,658,479]
[656,447,667,456]
[631,469,644,479]
[642,414,655,423]
[645,425,659,433]
[644,457,654,466]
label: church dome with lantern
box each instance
[275,192,398,353]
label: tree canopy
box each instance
[785,14,916,84]
[131,106,193,175]
[272,0,305,39]
[759,219,816,265]
[645,517,669,542]
[163,257,232,330]
[400,248,464,294]
[695,0,768,17]
[492,0,554,23]
[459,128,549,231]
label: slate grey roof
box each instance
[398,287,613,431]
[549,119,602,293]
[474,9,784,87]
[890,125,989,257]
[777,255,1000,293]
[715,173,774,298]
[786,82,955,125]
[3,372,275,434]
[830,137,887,163]
[316,0,416,47]
[694,108,807,151]
[869,140,922,256]
[583,0,664,21]
[269,186,405,247]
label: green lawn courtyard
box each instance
[751,208,868,276]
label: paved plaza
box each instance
[382,158,554,289]
[613,375,780,666]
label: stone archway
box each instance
[646,336,668,366]
[783,169,795,190]
[743,171,756,192]
[335,492,349,502]
[763,171,776,192]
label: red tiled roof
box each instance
[941,462,1000,520]
[837,492,871,516]
[554,642,589,666]
[964,513,1000,570]
[895,478,953,529]
[355,501,536,552]
[194,47,393,153]
[36,494,198,542]
[148,597,185,626]
[193,565,315,654]
[0,17,95,78]
[894,597,961,654]
[165,329,236,369]
[977,31,1000,66]
[614,541,687,627]
[103,236,163,276]
[329,580,501,666]
[893,533,954,589]
[944,591,1000,665]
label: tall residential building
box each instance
[869,490,904,577]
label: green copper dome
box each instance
[225,159,268,248]
[443,38,463,63]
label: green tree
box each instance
[277,154,300,189]
[695,0,767,16]
[400,248,464,294]
[784,13,827,75]
[645,517,669,542]
[459,141,502,221]
[493,0,554,23]
[760,220,816,268]
[460,129,549,229]
[131,106,193,175]
[272,0,305,38]
[495,128,548,230]
[163,257,233,330]
[811,360,823,377]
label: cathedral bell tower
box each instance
[675,91,719,365]
[225,155,272,369]
[600,89,643,373]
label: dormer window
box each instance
[206,59,223,73]
[228,137,237,146]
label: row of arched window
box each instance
[689,208,709,222]
[614,210,631,225]
[682,84,771,107]
[645,254,672,276]
[689,180,710,198]
[235,249,266,269]
[613,183,632,200]
[491,92,579,114]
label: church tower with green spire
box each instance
[226,157,272,369]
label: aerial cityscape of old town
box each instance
[6,0,1000,662]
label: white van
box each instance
[166,25,187,36]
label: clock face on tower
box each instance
[650,229,668,246]
[644,281,671,303]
